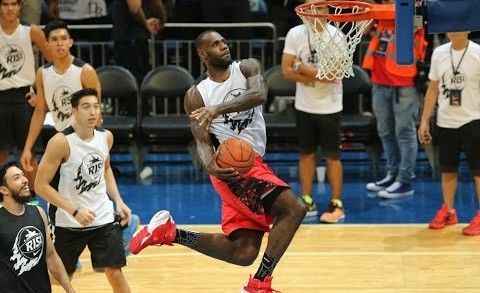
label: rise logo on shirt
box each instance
[10,226,44,276]
[0,44,25,79]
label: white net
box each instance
[297,3,373,80]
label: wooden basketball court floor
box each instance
[53,224,480,293]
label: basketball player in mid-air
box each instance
[129,30,307,292]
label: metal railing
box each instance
[37,22,279,78]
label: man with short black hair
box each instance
[35,88,132,292]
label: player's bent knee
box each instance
[236,246,260,266]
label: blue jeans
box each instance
[372,85,419,183]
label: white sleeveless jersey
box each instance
[56,126,114,228]
[0,22,35,90]
[43,58,85,131]
[196,61,267,156]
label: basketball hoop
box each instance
[296,1,390,80]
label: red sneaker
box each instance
[463,211,480,236]
[429,204,458,229]
[129,210,176,255]
[241,275,281,293]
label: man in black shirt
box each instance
[0,164,74,293]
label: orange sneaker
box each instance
[463,211,480,236]
[320,201,345,223]
[241,275,281,293]
[129,210,176,255]
[429,204,458,229]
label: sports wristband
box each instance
[72,209,79,217]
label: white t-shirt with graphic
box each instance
[429,40,480,128]
[196,61,267,157]
[283,24,343,115]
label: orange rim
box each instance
[295,1,395,22]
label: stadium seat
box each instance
[97,65,141,176]
[139,65,195,174]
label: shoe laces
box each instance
[377,174,393,185]
[385,181,403,192]
[432,206,451,222]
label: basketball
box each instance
[216,137,255,174]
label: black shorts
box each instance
[52,223,126,275]
[0,87,32,150]
[295,109,342,158]
[438,120,480,175]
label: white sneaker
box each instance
[378,181,414,199]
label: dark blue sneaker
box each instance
[378,181,414,199]
[366,174,395,192]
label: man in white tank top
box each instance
[128,30,307,292]
[21,20,140,258]
[35,88,132,291]
[0,0,52,204]
[21,20,100,175]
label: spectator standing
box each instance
[363,1,427,199]
[281,1,345,223]
[45,0,112,67]
[20,0,41,24]
[112,0,166,84]
[418,32,480,236]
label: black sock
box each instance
[173,228,199,248]
[254,254,278,281]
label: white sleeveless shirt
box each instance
[56,126,114,228]
[0,22,35,90]
[43,58,84,131]
[196,61,267,156]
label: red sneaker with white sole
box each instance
[129,210,176,255]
